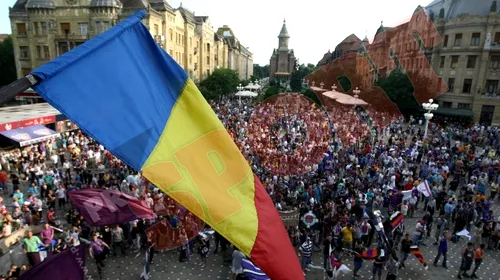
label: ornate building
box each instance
[269,20,295,82]
[8,0,253,83]
[216,25,253,81]
[313,0,500,125]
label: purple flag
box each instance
[19,244,88,280]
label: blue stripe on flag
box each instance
[31,10,188,171]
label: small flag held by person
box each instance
[417,180,432,197]
[241,258,270,280]
[410,245,428,269]
[390,211,404,232]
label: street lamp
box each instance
[353,87,361,99]
[422,99,439,139]
[320,82,324,89]
[237,83,244,105]
[331,84,337,91]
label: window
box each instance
[448,78,455,92]
[41,22,48,35]
[486,80,499,93]
[450,55,459,68]
[16,23,27,35]
[442,102,452,108]
[443,35,448,47]
[169,29,173,41]
[79,23,88,36]
[457,103,471,109]
[169,49,173,56]
[95,21,101,33]
[439,56,445,68]
[206,56,210,65]
[154,24,159,36]
[19,46,29,59]
[466,56,477,69]
[36,46,42,59]
[189,54,192,64]
[454,33,462,46]
[33,22,39,35]
[495,32,500,43]
[43,46,50,59]
[490,56,500,69]
[471,33,480,46]
[102,22,111,31]
[462,79,472,93]
[60,23,70,35]
[189,37,192,48]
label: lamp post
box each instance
[320,82,324,89]
[353,87,361,99]
[331,84,337,91]
[237,83,244,105]
[422,99,439,139]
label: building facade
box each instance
[269,20,295,82]
[314,0,500,125]
[9,0,253,83]
[425,0,500,125]
[215,25,253,81]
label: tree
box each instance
[290,60,317,92]
[253,64,270,79]
[0,36,17,86]
[199,68,240,100]
[375,69,421,116]
[262,85,280,100]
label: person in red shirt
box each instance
[46,208,56,226]
[471,243,485,278]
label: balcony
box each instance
[55,34,88,41]
[482,92,500,99]
[485,42,500,51]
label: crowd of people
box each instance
[0,93,498,280]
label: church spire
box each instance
[278,20,290,38]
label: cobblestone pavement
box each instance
[90,209,500,280]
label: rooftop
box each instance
[0,103,60,124]
[426,0,498,21]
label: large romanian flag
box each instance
[31,10,302,280]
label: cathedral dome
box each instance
[90,0,122,8]
[26,0,55,9]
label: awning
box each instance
[435,107,474,117]
[0,125,60,147]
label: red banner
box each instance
[0,116,56,132]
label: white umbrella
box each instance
[322,91,351,100]
[310,86,327,92]
[245,83,261,90]
[335,95,368,105]
[235,90,258,97]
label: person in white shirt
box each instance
[55,187,66,210]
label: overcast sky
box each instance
[1,0,428,65]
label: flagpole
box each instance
[0,74,39,104]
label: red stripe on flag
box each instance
[250,175,304,280]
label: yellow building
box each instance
[216,25,253,81]
[9,0,253,83]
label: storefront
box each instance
[0,125,60,147]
